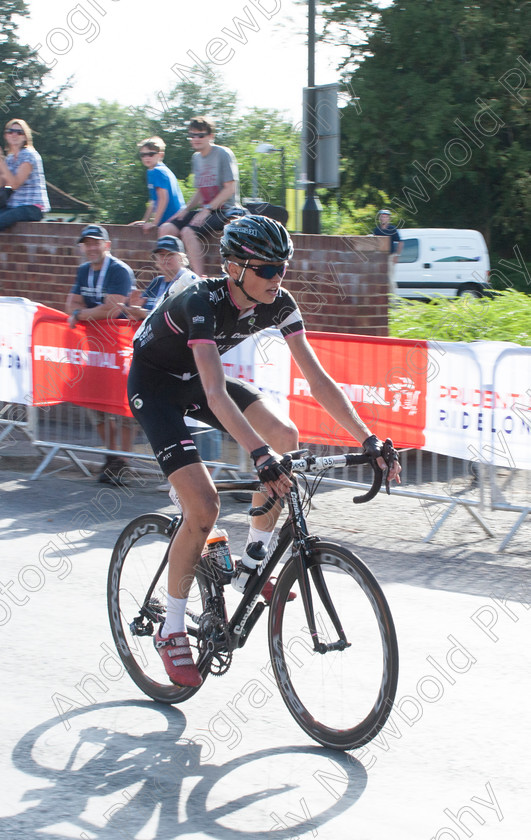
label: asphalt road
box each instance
[0,454,529,840]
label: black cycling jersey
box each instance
[128,275,305,476]
[132,275,305,378]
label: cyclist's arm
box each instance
[286,332,400,481]
[286,333,372,441]
[191,342,290,495]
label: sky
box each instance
[18,0,351,124]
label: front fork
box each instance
[294,537,350,653]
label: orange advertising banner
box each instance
[30,307,428,445]
[289,333,428,449]
[31,308,135,416]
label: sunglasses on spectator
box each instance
[188,132,208,138]
[233,262,288,280]
[139,151,157,157]
[5,128,25,135]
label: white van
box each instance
[394,229,491,299]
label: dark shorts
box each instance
[170,209,232,239]
[127,358,262,476]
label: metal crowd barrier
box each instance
[490,347,531,550]
[0,401,34,447]
[2,400,528,553]
[15,402,248,483]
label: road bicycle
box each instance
[107,449,399,751]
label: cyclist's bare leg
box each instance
[243,398,298,533]
[166,462,220,598]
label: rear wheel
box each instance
[107,513,213,704]
[268,542,399,750]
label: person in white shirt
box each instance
[122,235,199,321]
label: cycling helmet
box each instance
[220,214,294,262]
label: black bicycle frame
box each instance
[226,476,347,654]
[136,476,350,656]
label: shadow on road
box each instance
[7,699,367,839]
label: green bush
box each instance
[489,252,531,294]
[389,290,531,346]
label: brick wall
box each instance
[0,222,390,335]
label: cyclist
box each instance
[127,215,401,687]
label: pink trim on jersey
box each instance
[164,311,184,334]
[180,439,194,445]
[285,328,306,338]
[188,339,216,346]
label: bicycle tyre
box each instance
[107,513,211,704]
[268,541,398,751]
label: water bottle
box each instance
[202,527,233,585]
[231,541,266,593]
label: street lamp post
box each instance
[302,0,321,233]
[256,143,286,208]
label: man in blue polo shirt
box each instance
[66,224,135,321]
[65,224,137,485]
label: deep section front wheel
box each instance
[268,541,399,750]
[107,513,211,704]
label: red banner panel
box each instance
[31,308,136,416]
[290,333,428,449]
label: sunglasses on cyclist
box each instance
[188,132,208,139]
[5,128,25,135]
[139,151,157,157]
[234,262,288,280]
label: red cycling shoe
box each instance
[261,577,297,604]
[153,628,203,687]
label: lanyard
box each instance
[87,255,110,303]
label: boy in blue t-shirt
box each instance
[134,136,184,232]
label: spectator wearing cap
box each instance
[65,224,137,485]
[131,136,184,233]
[66,225,135,326]
[122,235,199,321]
[372,209,403,294]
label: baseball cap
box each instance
[77,224,109,243]
[152,235,185,254]
[378,208,392,216]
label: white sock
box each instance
[162,595,187,636]
[247,525,274,549]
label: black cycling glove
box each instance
[253,453,292,485]
[362,434,384,458]
[363,434,399,466]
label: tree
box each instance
[319,0,531,253]
[136,69,301,212]
[52,101,156,223]
[135,67,240,185]
[0,0,57,117]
